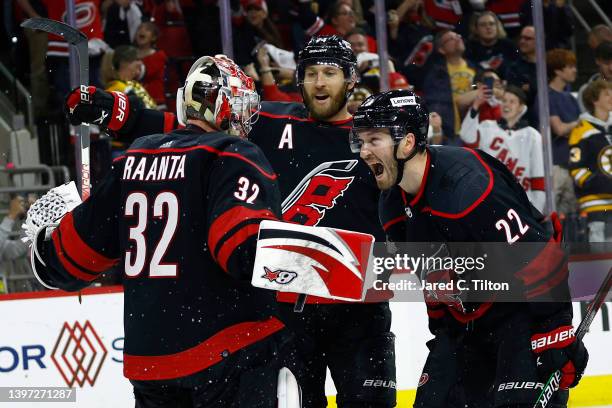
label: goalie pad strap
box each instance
[30,227,59,290]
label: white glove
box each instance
[22,181,82,244]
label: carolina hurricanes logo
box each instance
[418,373,429,387]
[262,266,298,284]
[282,160,357,226]
[481,55,504,70]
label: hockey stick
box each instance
[532,267,612,408]
[20,18,91,200]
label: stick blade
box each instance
[20,18,87,45]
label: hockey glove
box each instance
[65,86,140,132]
[23,182,83,290]
[531,315,588,389]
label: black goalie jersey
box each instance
[34,126,285,380]
[125,102,386,304]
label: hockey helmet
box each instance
[350,89,429,154]
[296,35,357,86]
[176,55,260,137]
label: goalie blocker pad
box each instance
[252,220,374,301]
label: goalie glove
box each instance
[23,181,82,243]
[23,182,82,290]
[65,85,141,132]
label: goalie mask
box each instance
[176,55,260,137]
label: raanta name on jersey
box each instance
[122,155,186,181]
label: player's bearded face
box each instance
[302,65,349,121]
[357,129,398,190]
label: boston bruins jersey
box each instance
[568,114,612,219]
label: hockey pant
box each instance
[414,311,569,408]
[279,302,396,408]
[131,329,300,408]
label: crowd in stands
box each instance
[0,0,611,292]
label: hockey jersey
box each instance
[34,126,285,380]
[568,113,612,219]
[460,108,546,212]
[122,102,387,304]
[41,0,104,57]
[380,146,569,328]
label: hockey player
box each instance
[460,84,546,212]
[24,56,301,408]
[64,36,396,408]
[350,89,588,407]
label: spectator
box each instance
[0,196,28,264]
[317,1,377,51]
[346,29,376,74]
[460,85,546,212]
[103,45,157,110]
[427,111,444,144]
[19,0,107,111]
[520,0,573,50]
[485,0,528,37]
[253,44,301,102]
[423,30,479,141]
[102,45,157,159]
[568,79,612,242]
[422,0,462,32]
[134,22,168,108]
[506,26,537,107]
[588,24,612,51]
[472,69,504,121]
[387,0,434,92]
[464,11,519,76]
[103,0,144,48]
[578,41,612,112]
[0,196,29,293]
[233,0,283,66]
[547,48,580,215]
[16,0,50,119]
[347,87,371,114]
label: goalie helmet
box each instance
[296,35,357,91]
[350,89,429,153]
[176,55,260,137]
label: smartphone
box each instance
[483,76,494,99]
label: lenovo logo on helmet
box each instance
[390,96,417,107]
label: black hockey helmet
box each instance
[296,35,357,86]
[350,89,429,154]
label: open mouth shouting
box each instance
[314,94,330,104]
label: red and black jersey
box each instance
[141,50,168,105]
[41,0,103,57]
[121,102,386,304]
[380,146,570,327]
[36,126,285,380]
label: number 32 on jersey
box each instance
[124,191,179,278]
